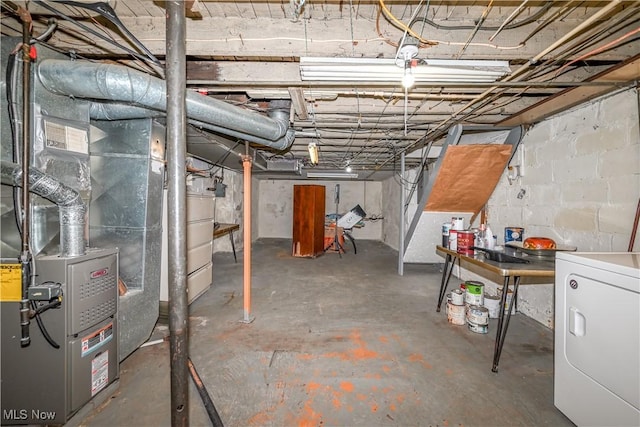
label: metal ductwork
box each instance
[37,59,295,151]
[1,160,85,257]
[89,101,296,153]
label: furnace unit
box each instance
[1,248,119,425]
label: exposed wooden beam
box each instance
[4,12,638,61]
[500,54,640,126]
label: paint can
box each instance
[497,286,516,314]
[448,230,458,251]
[451,217,465,231]
[464,280,484,306]
[446,301,466,326]
[467,305,489,334]
[466,305,489,325]
[451,288,465,305]
[483,294,501,318]
[468,320,489,334]
[505,227,525,243]
[456,230,475,256]
[442,222,452,248]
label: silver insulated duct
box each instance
[37,59,295,151]
[1,160,86,257]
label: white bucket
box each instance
[497,286,516,314]
[483,295,501,319]
[446,301,466,326]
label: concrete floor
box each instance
[78,239,573,426]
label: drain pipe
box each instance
[166,2,189,426]
[37,60,294,150]
[1,161,86,258]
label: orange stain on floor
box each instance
[330,388,345,410]
[297,400,322,427]
[298,353,314,361]
[408,353,433,369]
[332,396,342,410]
[340,381,354,392]
[247,410,272,426]
[306,382,322,393]
[297,329,384,362]
[378,335,389,343]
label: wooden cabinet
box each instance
[292,185,326,257]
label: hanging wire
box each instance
[409,1,553,32]
[456,0,494,59]
[348,0,355,56]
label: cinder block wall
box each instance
[480,88,640,327]
[255,180,384,241]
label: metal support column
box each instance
[397,152,405,275]
[166,2,188,426]
[241,143,254,323]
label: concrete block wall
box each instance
[382,168,422,251]
[212,169,243,253]
[382,174,402,250]
[475,88,640,328]
[256,179,383,241]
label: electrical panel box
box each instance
[1,248,119,425]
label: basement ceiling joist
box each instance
[1,0,639,177]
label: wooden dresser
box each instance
[292,184,326,257]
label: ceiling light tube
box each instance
[306,172,358,179]
[300,57,511,83]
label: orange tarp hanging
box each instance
[424,144,513,215]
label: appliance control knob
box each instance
[569,279,578,289]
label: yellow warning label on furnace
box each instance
[1,264,22,302]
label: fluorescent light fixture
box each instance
[308,142,319,165]
[306,171,359,179]
[300,57,511,83]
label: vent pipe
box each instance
[1,161,86,257]
[89,101,296,151]
[37,59,294,150]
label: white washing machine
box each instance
[555,252,640,427]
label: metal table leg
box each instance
[229,231,237,263]
[344,231,357,254]
[492,275,521,372]
[436,253,455,312]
